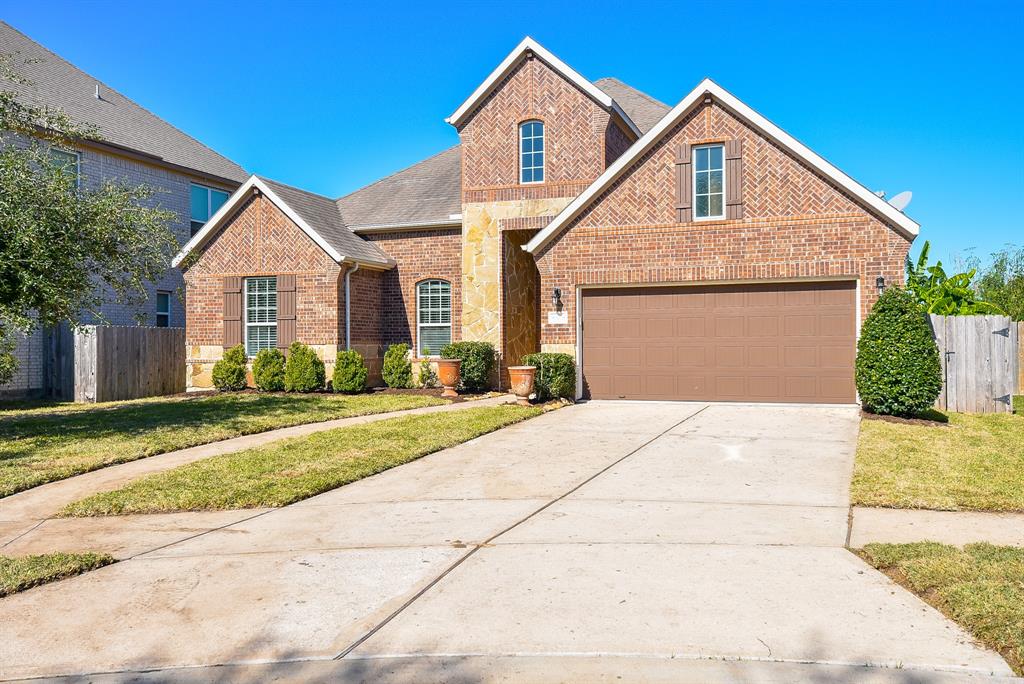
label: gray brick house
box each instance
[0,21,246,396]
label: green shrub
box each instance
[440,341,495,392]
[522,352,576,400]
[382,343,413,388]
[252,348,286,391]
[419,356,437,388]
[211,344,248,391]
[332,349,368,394]
[855,287,942,416]
[284,342,326,392]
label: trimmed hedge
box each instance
[382,343,413,389]
[284,342,326,392]
[252,348,286,391]
[212,344,247,391]
[855,287,942,416]
[522,352,575,400]
[333,349,368,394]
[440,341,495,392]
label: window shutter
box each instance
[276,274,296,350]
[223,276,242,349]
[725,139,744,220]
[674,143,692,223]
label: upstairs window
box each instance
[519,120,544,184]
[191,183,230,236]
[155,291,171,328]
[49,148,80,186]
[245,277,277,356]
[417,279,451,357]
[693,144,725,220]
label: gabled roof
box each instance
[594,78,671,133]
[172,176,393,269]
[0,21,247,184]
[525,78,920,254]
[445,37,642,139]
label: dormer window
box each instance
[519,120,544,184]
[693,144,725,220]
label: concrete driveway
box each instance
[1,402,1016,682]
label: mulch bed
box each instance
[860,409,950,427]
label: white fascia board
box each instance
[172,175,263,268]
[525,79,920,255]
[445,37,642,138]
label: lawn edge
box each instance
[0,552,116,598]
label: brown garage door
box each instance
[581,281,856,403]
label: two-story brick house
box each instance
[0,22,247,396]
[175,37,919,403]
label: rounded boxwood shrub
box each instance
[211,344,248,391]
[333,349,368,394]
[252,348,286,391]
[440,341,495,392]
[522,352,576,401]
[855,287,942,416]
[284,342,326,392]
[382,343,412,389]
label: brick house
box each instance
[175,37,919,403]
[0,21,247,397]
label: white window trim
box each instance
[52,148,81,188]
[416,279,452,358]
[244,277,278,358]
[519,120,545,185]
[155,290,171,327]
[191,183,229,235]
[692,143,726,221]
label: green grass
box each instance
[62,404,542,516]
[852,410,1024,512]
[860,542,1024,674]
[1015,395,1023,414]
[0,552,115,597]
[0,392,445,498]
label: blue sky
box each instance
[3,0,1021,266]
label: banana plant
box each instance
[905,241,1005,315]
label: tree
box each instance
[970,246,1024,321]
[0,55,177,384]
[904,241,1004,315]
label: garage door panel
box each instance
[582,282,855,403]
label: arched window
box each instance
[519,120,544,184]
[416,279,451,357]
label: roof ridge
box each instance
[334,144,459,203]
[259,175,336,202]
[1,21,246,180]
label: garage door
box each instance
[581,281,856,403]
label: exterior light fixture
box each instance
[875,276,886,294]
[551,287,562,311]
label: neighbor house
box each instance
[0,21,247,397]
[174,37,919,403]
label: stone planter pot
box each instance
[507,365,536,406]
[436,358,462,398]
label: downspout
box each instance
[344,262,360,351]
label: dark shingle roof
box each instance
[335,146,462,229]
[259,177,391,265]
[1,21,247,183]
[595,78,671,133]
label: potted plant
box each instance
[507,365,536,406]
[435,357,462,398]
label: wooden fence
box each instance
[46,325,185,402]
[1019,322,1024,397]
[931,315,1019,414]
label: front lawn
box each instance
[0,392,445,498]
[63,404,541,516]
[852,410,1024,512]
[0,552,114,597]
[859,542,1023,674]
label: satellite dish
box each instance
[888,191,912,212]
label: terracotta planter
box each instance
[436,358,462,398]
[507,365,536,406]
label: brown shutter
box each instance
[674,143,692,223]
[276,274,296,350]
[223,276,242,349]
[725,139,744,220]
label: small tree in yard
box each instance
[212,345,248,391]
[333,349,368,394]
[284,342,326,392]
[382,343,412,388]
[855,287,942,417]
[0,55,177,384]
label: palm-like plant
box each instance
[905,241,1005,315]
